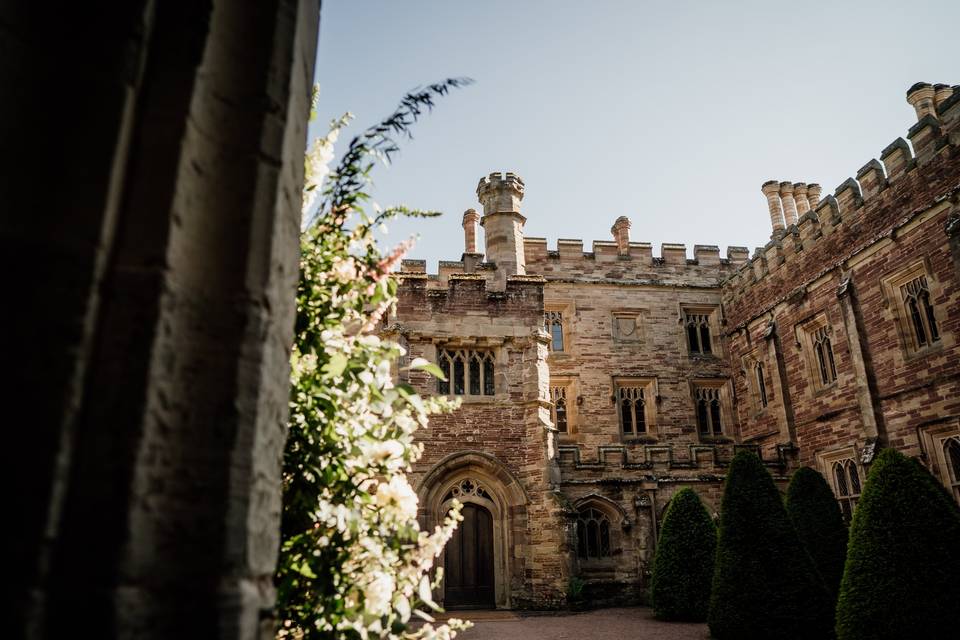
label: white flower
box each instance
[363,571,395,617]
[368,440,404,463]
[375,475,419,520]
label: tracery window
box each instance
[755,361,768,409]
[900,275,940,351]
[544,310,564,352]
[442,477,492,503]
[944,436,960,503]
[812,326,838,386]
[550,385,569,433]
[437,348,495,396]
[617,386,647,436]
[695,386,723,437]
[576,507,611,559]
[684,310,713,355]
[831,458,862,521]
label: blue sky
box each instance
[312,0,958,270]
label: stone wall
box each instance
[394,275,572,608]
[5,2,319,637]
[723,86,960,484]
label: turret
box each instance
[611,216,631,255]
[477,172,527,289]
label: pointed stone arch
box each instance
[418,451,527,609]
[573,493,631,528]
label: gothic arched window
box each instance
[755,361,768,408]
[944,436,960,503]
[695,386,723,436]
[551,385,568,433]
[576,507,611,559]
[813,326,838,386]
[437,349,495,397]
[832,459,862,521]
[901,275,940,350]
[684,311,712,355]
[544,311,564,352]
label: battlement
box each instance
[521,235,749,282]
[476,171,525,216]
[721,81,960,322]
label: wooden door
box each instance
[443,502,495,609]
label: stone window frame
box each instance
[919,419,960,506]
[544,299,575,356]
[613,376,659,441]
[795,312,840,394]
[678,303,723,359]
[818,447,864,521]
[689,378,733,441]
[881,259,945,360]
[572,495,629,573]
[741,349,771,416]
[611,308,647,345]
[436,345,498,401]
[549,376,578,437]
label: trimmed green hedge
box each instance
[785,466,848,599]
[708,450,833,639]
[650,487,716,621]
[836,448,960,639]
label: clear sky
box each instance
[312,0,958,270]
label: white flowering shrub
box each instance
[277,80,473,639]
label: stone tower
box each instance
[477,172,527,289]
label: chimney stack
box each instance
[476,172,527,289]
[611,216,631,255]
[762,180,786,234]
[794,182,810,216]
[779,181,799,227]
[462,209,481,254]
[907,82,937,120]
[807,183,822,211]
[934,83,955,109]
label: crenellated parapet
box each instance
[521,233,749,285]
[721,81,960,326]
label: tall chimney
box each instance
[794,182,810,216]
[934,83,955,109]
[462,209,481,253]
[807,183,822,211]
[476,172,526,289]
[762,180,785,234]
[779,181,799,227]
[906,82,937,120]
[611,216,631,255]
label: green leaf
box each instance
[407,357,446,380]
[322,353,348,377]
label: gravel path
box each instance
[447,607,709,640]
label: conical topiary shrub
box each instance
[835,448,960,639]
[708,450,833,639]
[785,466,848,599]
[650,487,717,621]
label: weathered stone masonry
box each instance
[392,82,960,608]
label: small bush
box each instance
[785,466,848,599]
[835,448,960,639]
[650,487,717,621]
[708,450,833,639]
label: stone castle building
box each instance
[387,82,960,610]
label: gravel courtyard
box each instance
[447,607,709,640]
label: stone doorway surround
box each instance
[418,451,529,609]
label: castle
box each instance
[387,82,960,610]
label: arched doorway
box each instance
[444,502,495,608]
[418,451,529,609]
